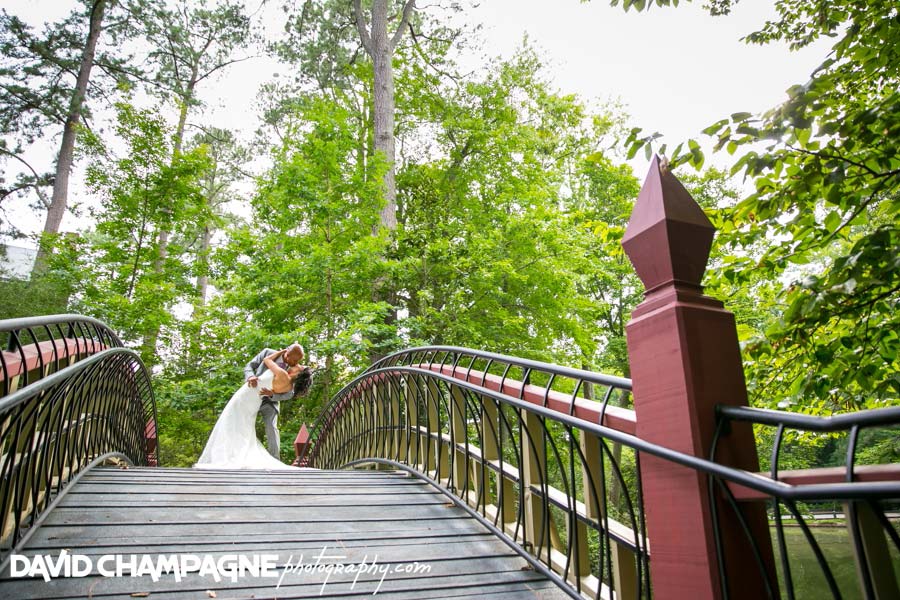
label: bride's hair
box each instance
[293,367,313,398]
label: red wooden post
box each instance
[292,423,310,467]
[622,156,775,599]
[144,419,158,467]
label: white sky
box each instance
[3,0,831,244]
[470,1,828,151]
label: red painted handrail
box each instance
[418,363,637,435]
[728,464,900,501]
[0,338,107,382]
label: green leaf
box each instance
[824,211,841,233]
[702,119,729,135]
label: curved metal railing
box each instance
[302,346,900,599]
[1,315,123,397]
[712,404,900,600]
[0,338,158,564]
[303,347,646,599]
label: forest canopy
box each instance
[1,0,897,465]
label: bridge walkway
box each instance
[1,466,569,599]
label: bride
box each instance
[194,349,311,470]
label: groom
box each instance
[243,343,305,459]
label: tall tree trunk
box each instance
[156,80,194,271]
[143,79,196,362]
[195,223,212,306]
[370,3,396,230]
[354,0,414,231]
[37,0,106,259]
[354,0,415,364]
[172,86,192,156]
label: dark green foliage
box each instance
[0,1,144,235]
[0,259,75,320]
[393,46,640,372]
[70,103,210,361]
[620,0,900,411]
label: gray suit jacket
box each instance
[244,348,293,402]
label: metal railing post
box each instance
[480,394,499,512]
[521,409,549,559]
[389,375,401,461]
[845,500,900,598]
[424,377,445,479]
[403,375,420,468]
[449,385,469,495]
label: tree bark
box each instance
[143,75,196,361]
[39,0,107,246]
[196,224,212,306]
[354,0,414,364]
[172,80,194,156]
[155,76,195,272]
[354,0,415,232]
[371,4,397,230]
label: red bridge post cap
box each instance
[621,154,715,292]
[294,423,310,445]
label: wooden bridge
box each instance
[3,466,569,599]
[2,160,899,599]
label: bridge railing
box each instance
[714,405,900,599]
[302,157,900,599]
[1,314,123,398]
[304,352,648,599]
[300,351,900,599]
[0,317,158,565]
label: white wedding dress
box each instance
[194,370,303,470]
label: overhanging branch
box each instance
[390,0,416,50]
[353,0,373,56]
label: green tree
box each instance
[73,102,208,361]
[276,0,471,362]
[139,0,253,359]
[0,239,80,319]
[569,151,641,376]
[0,0,146,241]
[186,127,248,308]
[218,93,387,404]
[618,0,900,410]
[395,46,638,369]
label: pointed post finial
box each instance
[622,156,776,597]
[622,155,715,293]
[295,423,310,445]
[293,423,311,466]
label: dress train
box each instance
[194,369,308,470]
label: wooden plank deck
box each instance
[1,467,570,599]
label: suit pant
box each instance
[258,399,280,459]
